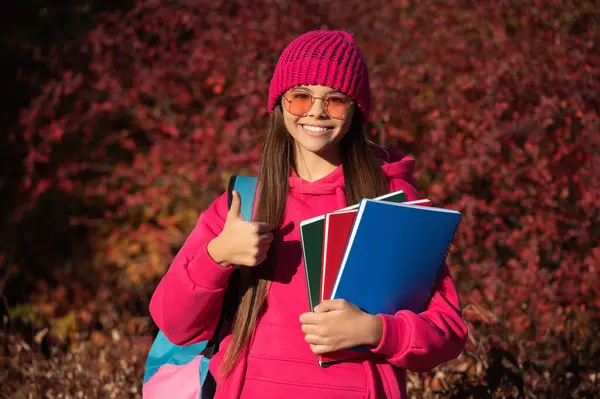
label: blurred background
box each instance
[0,0,598,398]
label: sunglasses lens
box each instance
[284,92,312,116]
[326,95,352,119]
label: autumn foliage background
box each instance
[0,0,598,398]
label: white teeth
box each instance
[302,125,330,132]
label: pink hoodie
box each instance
[149,150,468,398]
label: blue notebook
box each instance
[330,199,462,316]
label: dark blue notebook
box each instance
[330,199,462,316]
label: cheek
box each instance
[334,107,354,137]
[333,119,352,140]
[282,113,299,135]
[338,120,352,135]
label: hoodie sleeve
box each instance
[369,264,468,372]
[149,191,235,345]
[369,170,468,371]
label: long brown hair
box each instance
[220,106,388,376]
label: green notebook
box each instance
[299,189,408,311]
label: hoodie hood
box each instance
[288,147,416,197]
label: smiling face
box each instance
[281,85,355,161]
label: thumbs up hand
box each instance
[207,190,274,268]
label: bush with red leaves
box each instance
[2,0,598,397]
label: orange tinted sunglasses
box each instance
[282,89,354,120]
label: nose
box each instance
[308,97,328,119]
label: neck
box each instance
[293,144,341,182]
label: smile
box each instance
[300,124,333,136]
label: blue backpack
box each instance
[142,175,258,399]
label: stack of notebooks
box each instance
[299,189,462,367]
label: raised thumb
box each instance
[227,190,243,221]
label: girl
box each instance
[149,30,468,398]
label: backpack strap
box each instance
[203,175,258,360]
[227,175,258,222]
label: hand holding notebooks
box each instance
[317,198,433,366]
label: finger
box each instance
[227,190,243,221]
[257,241,272,254]
[258,239,271,249]
[243,251,267,267]
[255,252,268,265]
[299,312,320,325]
[258,232,274,245]
[257,244,271,257]
[300,324,320,335]
[315,299,346,313]
[253,222,273,234]
[304,334,328,345]
[309,344,333,355]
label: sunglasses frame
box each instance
[282,89,354,120]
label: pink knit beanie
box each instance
[268,30,371,121]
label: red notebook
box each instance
[321,209,358,302]
[318,198,433,366]
[319,209,364,366]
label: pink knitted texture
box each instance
[268,30,371,120]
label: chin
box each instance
[293,132,332,151]
[299,144,330,155]
[295,138,337,156]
